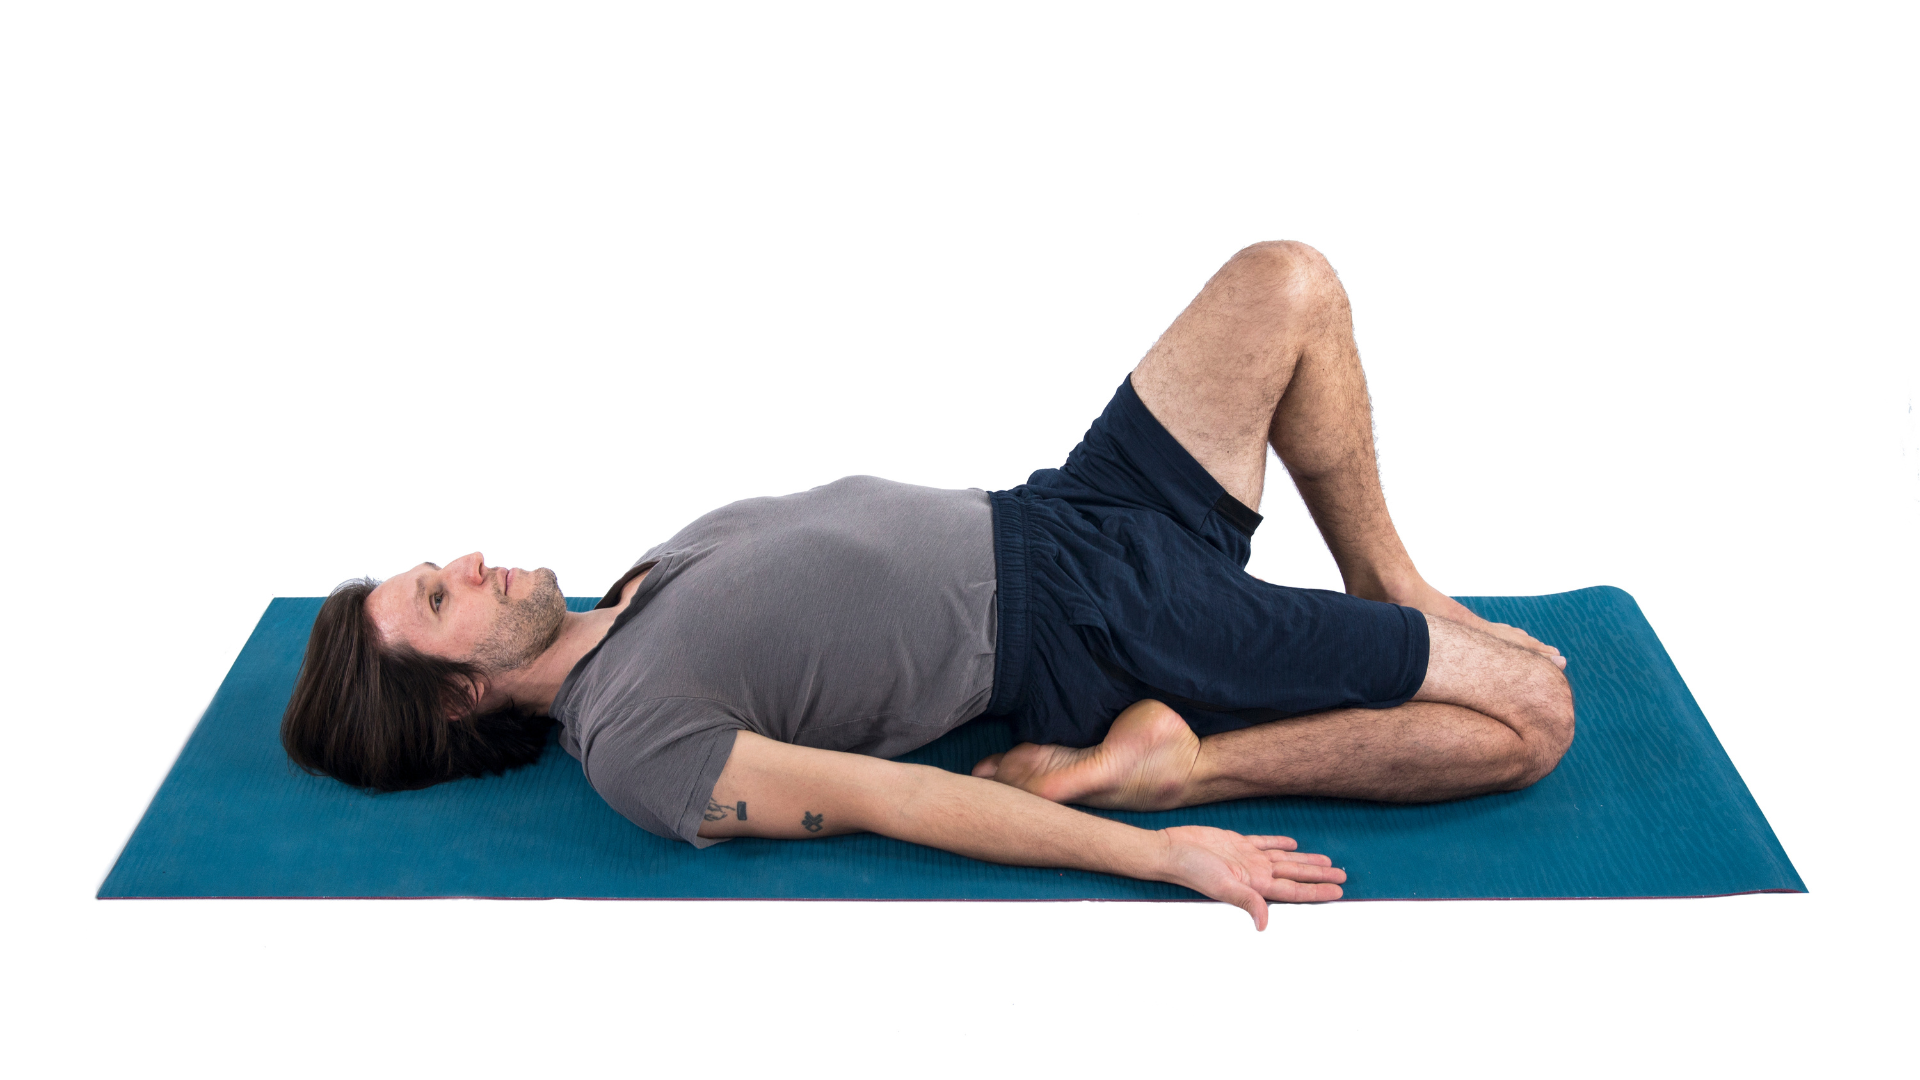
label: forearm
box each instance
[864,763,1174,883]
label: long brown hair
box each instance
[280,578,554,791]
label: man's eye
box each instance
[431,592,443,613]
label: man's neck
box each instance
[487,570,649,716]
[488,608,616,716]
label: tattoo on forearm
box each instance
[801,811,824,833]
[703,799,748,822]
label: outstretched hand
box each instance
[1158,825,1345,930]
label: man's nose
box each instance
[453,552,487,585]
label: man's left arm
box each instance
[696,731,1344,928]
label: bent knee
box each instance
[1219,240,1339,299]
[1507,669,1575,789]
[1231,239,1329,270]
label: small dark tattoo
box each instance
[703,799,747,822]
[801,811,824,833]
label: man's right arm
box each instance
[697,731,1344,929]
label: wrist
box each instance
[1138,827,1181,887]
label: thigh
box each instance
[1034,376,1262,568]
[1009,497,1430,744]
[1129,242,1330,510]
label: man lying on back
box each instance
[282,242,1574,929]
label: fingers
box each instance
[1162,826,1349,914]
[1245,835,1335,868]
[1266,855,1346,885]
[1223,880,1271,931]
[1268,880,1344,903]
[1229,873,1337,925]
[1192,830,1344,878]
[1488,619,1566,667]
[1166,832,1343,924]
[1247,857,1343,903]
[1254,844,1345,901]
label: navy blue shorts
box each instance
[986,376,1431,747]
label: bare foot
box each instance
[1368,577,1566,669]
[971,699,1202,810]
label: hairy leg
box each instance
[980,246,1578,810]
[976,614,1575,810]
[1130,241,1559,662]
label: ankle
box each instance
[1183,740,1227,800]
[1182,742,1262,806]
[1341,563,1423,604]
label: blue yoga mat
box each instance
[100,587,1803,901]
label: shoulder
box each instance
[573,695,748,772]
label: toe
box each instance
[971,753,1004,779]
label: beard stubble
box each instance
[468,568,567,676]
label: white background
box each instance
[4,3,1915,1076]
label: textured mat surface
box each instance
[100,587,1803,900]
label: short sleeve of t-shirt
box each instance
[577,697,743,848]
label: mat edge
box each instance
[96,888,1808,902]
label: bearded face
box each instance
[466,566,567,675]
[365,554,571,687]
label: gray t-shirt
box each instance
[549,476,998,847]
